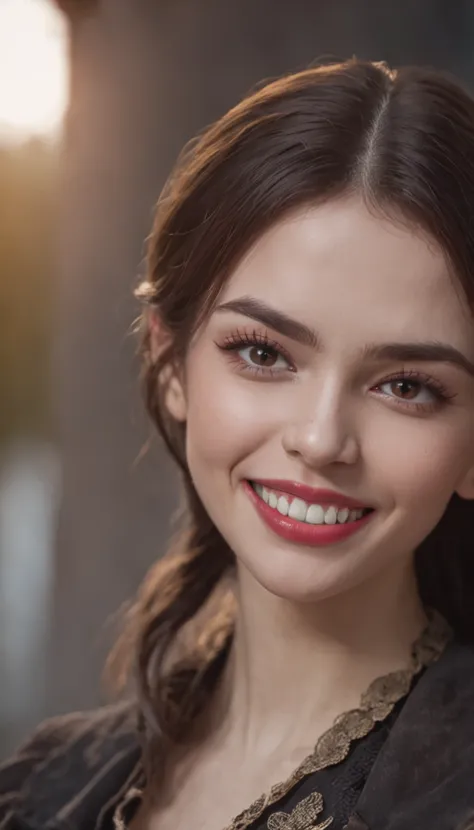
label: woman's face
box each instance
[165,196,474,602]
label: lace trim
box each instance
[267,792,333,829]
[223,608,452,830]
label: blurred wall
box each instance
[0,136,61,754]
[40,0,474,725]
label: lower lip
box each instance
[243,481,374,546]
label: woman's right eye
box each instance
[216,332,295,376]
[238,344,290,371]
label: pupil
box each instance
[251,346,274,366]
[395,380,417,398]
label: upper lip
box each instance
[250,479,371,509]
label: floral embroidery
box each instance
[267,792,333,830]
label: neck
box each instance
[211,556,426,759]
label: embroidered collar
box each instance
[112,609,451,830]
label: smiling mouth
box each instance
[249,481,373,526]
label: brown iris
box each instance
[391,379,420,399]
[249,346,278,367]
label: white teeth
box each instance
[306,504,325,524]
[288,498,307,521]
[251,482,369,526]
[324,506,338,525]
[337,507,350,524]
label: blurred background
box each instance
[1,0,474,758]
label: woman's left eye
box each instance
[375,376,440,406]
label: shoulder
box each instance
[339,639,474,829]
[0,701,141,829]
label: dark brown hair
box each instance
[113,58,474,772]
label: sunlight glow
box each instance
[0,0,68,142]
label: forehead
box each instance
[218,196,473,352]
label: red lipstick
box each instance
[243,480,374,546]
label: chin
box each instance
[240,551,351,604]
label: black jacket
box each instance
[1,639,474,830]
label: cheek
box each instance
[184,352,281,472]
[367,415,473,508]
[187,384,280,469]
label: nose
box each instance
[281,385,360,469]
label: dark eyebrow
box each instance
[215,295,474,378]
[215,296,319,348]
[362,342,474,378]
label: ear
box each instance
[164,370,187,422]
[148,308,187,423]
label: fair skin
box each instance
[132,195,474,830]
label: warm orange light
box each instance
[0,0,68,142]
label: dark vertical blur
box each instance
[2,0,474,754]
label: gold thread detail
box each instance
[223,608,451,830]
[267,792,333,829]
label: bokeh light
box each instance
[0,0,68,142]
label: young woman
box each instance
[2,57,474,830]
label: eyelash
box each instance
[216,330,457,412]
[372,369,455,412]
